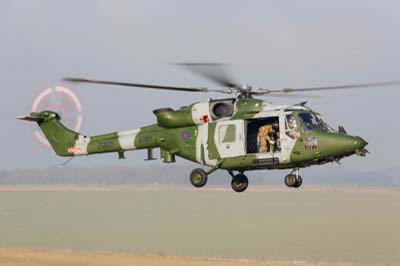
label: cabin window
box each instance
[219,125,236,143]
[285,114,299,139]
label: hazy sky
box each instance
[1,1,400,176]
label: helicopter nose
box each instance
[332,135,369,156]
[351,136,369,156]
[355,136,368,149]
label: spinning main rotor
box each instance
[64,63,400,98]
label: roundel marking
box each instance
[182,131,190,141]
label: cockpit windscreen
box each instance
[298,112,329,132]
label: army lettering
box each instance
[139,135,154,144]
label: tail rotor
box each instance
[29,84,83,147]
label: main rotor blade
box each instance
[63,77,231,94]
[262,80,400,94]
[177,63,240,88]
[252,91,321,98]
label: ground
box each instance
[0,186,398,266]
[0,248,368,266]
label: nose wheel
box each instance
[284,168,302,188]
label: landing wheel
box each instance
[284,174,297,188]
[231,174,249,193]
[190,168,208,188]
[293,175,303,188]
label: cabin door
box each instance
[215,120,245,158]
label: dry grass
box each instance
[0,248,366,266]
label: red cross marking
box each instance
[199,114,209,123]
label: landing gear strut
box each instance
[284,168,302,188]
[229,170,249,193]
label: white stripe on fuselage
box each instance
[196,125,203,163]
[73,135,90,155]
[118,129,140,150]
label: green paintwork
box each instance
[207,122,220,160]
[231,98,264,119]
[288,110,367,166]
[290,131,365,165]
[134,124,161,150]
[87,132,122,154]
[31,111,78,157]
[220,154,257,170]
[158,126,198,163]
[153,105,194,128]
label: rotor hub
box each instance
[238,84,253,98]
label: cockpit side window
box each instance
[285,114,299,139]
[298,112,327,132]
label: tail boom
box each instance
[19,111,162,157]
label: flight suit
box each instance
[257,125,276,153]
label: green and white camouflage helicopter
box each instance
[18,64,399,192]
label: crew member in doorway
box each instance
[257,122,280,153]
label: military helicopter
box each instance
[18,64,399,192]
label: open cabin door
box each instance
[214,120,245,158]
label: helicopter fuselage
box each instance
[24,98,367,171]
[18,97,368,192]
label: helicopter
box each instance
[18,64,399,192]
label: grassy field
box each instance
[0,186,399,265]
[0,248,369,266]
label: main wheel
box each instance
[293,175,303,188]
[190,168,208,188]
[231,174,249,193]
[284,174,297,187]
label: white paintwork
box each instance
[191,102,213,125]
[215,119,245,158]
[195,125,203,163]
[200,123,218,166]
[73,135,91,156]
[280,113,297,163]
[118,129,140,150]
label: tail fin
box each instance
[18,111,78,157]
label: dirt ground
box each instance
[0,248,371,266]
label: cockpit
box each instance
[297,112,333,133]
[298,112,327,132]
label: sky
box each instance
[1,1,400,178]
